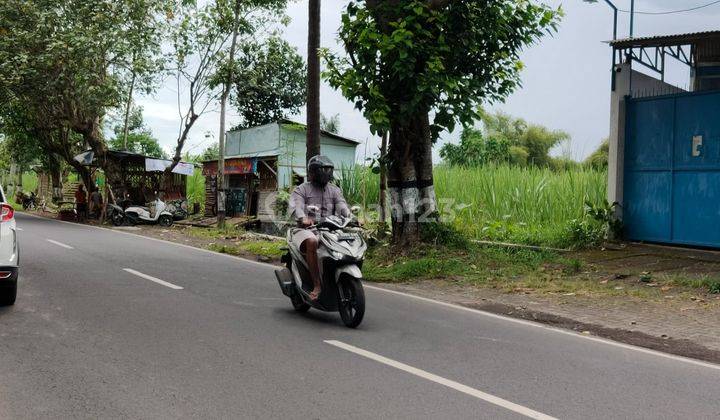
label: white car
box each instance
[0,185,18,305]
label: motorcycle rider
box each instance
[289,155,351,301]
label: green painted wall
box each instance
[224,122,359,189]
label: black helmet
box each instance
[308,155,334,186]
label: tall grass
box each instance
[186,168,205,211]
[339,164,607,248]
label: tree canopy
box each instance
[324,0,561,244]
[324,0,562,138]
[220,36,307,130]
[108,107,166,159]
[441,110,572,169]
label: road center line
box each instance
[324,340,557,420]
[123,268,184,290]
[46,239,74,249]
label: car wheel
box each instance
[0,284,17,306]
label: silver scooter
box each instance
[275,212,367,328]
[124,197,174,227]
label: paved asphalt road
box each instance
[1,213,719,419]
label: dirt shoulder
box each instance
[26,211,720,364]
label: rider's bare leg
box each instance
[302,237,322,301]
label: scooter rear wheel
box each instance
[338,276,365,328]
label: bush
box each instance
[421,220,469,249]
[562,218,606,250]
[274,189,291,219]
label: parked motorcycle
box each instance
[275,213,367,328]
[106,203,127,226]
[21,192,37,211]
[166,199,189,221]
[124,198,174,227]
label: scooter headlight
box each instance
[330,250,345,260]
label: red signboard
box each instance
[203,158,255,176]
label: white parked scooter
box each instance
[124,197,174,227]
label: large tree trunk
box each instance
[78,118,123,193]
[46,153,64,203]
[388,113,436,247]
[306,0,322,162]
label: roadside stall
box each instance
[73,150,195,221]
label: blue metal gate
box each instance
[625,91,720,248]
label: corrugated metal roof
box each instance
[609,30,720,48]
[202,150,280,164]
[277,119,362,145]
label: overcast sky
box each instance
[137,0,720,162]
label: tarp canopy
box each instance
[145,158,194,176]
[73,150,195,176]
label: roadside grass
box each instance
[660,274,720,295]
[237,241,286,258]
[340,164,607,249]
[363,243,563,285]
[207,240,285,260]
[186,226,241,240]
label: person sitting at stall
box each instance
[89,187,103,219]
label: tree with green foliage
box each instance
[164,0,288,187]
[439,128,510,167]
[0,0,171,189]
[480,110,569,168]
[221,37,307,130]
[441,110,572,169]
[585,139,609,170]
[320,114,341,134]
[199,143,220,162]
[323,0,560,245]
[109,107,166,158]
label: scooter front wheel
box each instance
[125,212,139,226]
[338,276,365,328]
[111,212,125,226]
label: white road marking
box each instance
[325,340,557,420]
[20,213,720,371]
[123,268,184,290]
[46,239,74,249]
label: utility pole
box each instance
[217,0,243,228]
[629,0,635,38]
[121,70,136,151]
[306,0,322,162]
[379,131,388,233]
